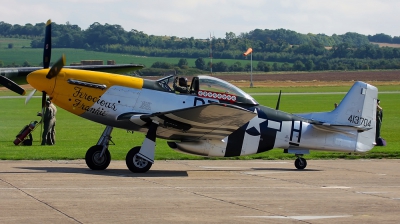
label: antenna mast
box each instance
[209,33,213,76]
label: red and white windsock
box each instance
[243,48,252,56]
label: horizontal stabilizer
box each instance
[310,121,373,132]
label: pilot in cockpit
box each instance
[173,77,190,94]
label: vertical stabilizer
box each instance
[331,82,377,128]
[296,81,378,152]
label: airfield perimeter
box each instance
[1,159,400,223]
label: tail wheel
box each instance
[85,145,111,170]
[294,157,307,170]
[126,146,152,173]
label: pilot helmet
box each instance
[178,77,187,86]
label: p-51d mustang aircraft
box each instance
[27,62,378,173]
[24,20,378,173]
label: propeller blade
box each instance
[25,89,37,105]
[0,76,26,95]
[43,19,52,69]
[46,54,66,79]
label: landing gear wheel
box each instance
[126,146,152,173]
[294,157,307,169]
[85,145,111,170]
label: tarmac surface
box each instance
[1,159,400,224]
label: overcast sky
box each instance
[2,0,399,39]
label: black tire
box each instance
[126,146,152,173]
[294,157,307,170]
[85,145,111,170]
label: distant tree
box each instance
[257,61,267,71]
[272,62,279,71]
[229,61,243,72]
[368,33,392,43]
[263,63,272,72]
[22,60,32,67]
[280,62,291,71]
[393,36,400,44]
[195,57,206,70]
[305,59,314,71]
[331,43,351,58]
[213,61,228,72]
[58,33,74,48]
[245,63,251,72]
[151,61,173,69]
[177,58,188,69]
[225,32,236,41]
[316,60,331,70]
[292,60,305,71]
[0,60,4,67]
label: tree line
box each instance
[1,21,400,73]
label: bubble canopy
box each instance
[155,74,259,105]
[197,75,258,105]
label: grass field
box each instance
[0,38,31,48]
[1,86,399,161]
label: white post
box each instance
[250,52,253,88]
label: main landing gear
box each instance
[85,126,113,170]
[85,122,159,173]
[126,146,152,173]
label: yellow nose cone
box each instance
[27,69,56,95]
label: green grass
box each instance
[0,38,31,48]
[1,86,399,161]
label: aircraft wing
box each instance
[123,104,257,140]
[0,64,143,79]
[67,64,144,74]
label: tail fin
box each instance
[296,81,378,152]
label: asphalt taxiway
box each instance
[1,159,400,223]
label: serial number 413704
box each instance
[348,115,372,127]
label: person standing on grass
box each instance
[41,99,57,145]
[48,99,57,144]
[375,99,383,144]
